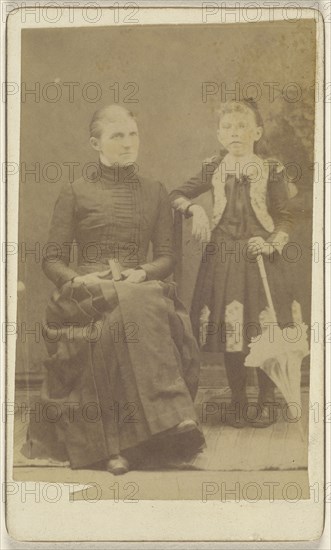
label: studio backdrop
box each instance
[17,20,316,380]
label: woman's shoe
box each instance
[107,455,129,475]
[156,419,198,438]
[173,419,198,434]
[155,420,205,461]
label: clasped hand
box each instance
[247,237,274,257]
[73,268,147,285]
[120,268,147,283]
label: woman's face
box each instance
[217,109,262,157]
[90,116,139,166]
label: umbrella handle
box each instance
[256,254,278,324]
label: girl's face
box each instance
[90,116,139,166]
[217,109,263,157]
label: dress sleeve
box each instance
[42,182,79,288]
[140,183,175,281]
[266,166,293,253]
[168,159,217,216]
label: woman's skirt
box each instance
[24,278,204,469]
[191,227,299,354]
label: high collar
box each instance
[99,161,138,185]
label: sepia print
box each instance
[4,3,326,543]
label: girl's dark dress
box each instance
[25,163,203,469]
[170,155,296,357]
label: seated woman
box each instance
[25,105,204,475]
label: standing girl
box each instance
[170,99,295,428]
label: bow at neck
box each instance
[219,153,267,184]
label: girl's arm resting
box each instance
[172,197,195,218]
[42,182,78,288]
[168,160,217,212]
[140,183,175,280]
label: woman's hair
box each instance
[89,105,136,139]
[217,98,264,128]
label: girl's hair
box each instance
[218,98,264,128]
[89,105,136,138]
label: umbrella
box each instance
[244,254,309,431]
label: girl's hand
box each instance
[247,237,274,257]
[121,268,147,283]
[190,205,211,243]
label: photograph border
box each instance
[2,1,328,544]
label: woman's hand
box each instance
[190,205,211,243]
[72,271,110,285]
[121,268,147,283]
[247,237,275,257]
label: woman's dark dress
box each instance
[25,163,203,469]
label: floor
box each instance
[12,382,310,500]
